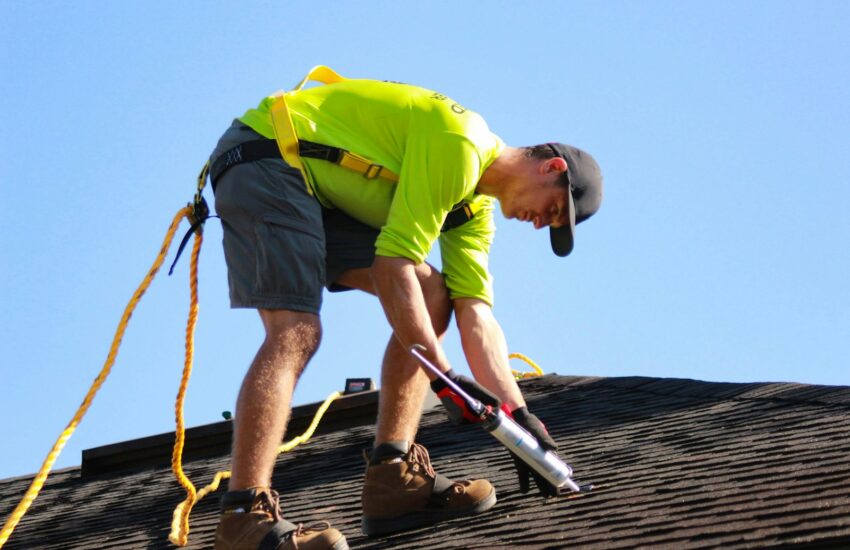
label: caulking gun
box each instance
[409,344,584,493]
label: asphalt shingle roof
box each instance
[2,375,849,549]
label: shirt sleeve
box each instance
[438,196,496,306]
[374,131,480,263]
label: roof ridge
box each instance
[521,374,850,410]
[0,466,79,487]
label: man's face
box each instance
[501,179,572,230]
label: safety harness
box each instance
[171,65,481,271]
[207,137,400,191]
[207,137,476,232]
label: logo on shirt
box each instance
[430,92,466,115]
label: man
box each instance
[209,66,602,550]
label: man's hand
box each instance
[509,406,561,497]
[430,369,501,424]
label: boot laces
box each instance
[295,521,330,536]
[250,490,331,544]
[410,443,471,496]
[409,443,436,478]
[252,489,283,522]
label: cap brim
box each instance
[550,189,576,257]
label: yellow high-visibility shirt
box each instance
[239,76,504,305]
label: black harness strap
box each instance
[299,140,345,163]
[208,138,476,232]
[441,202,475,232]
[209,139,357,192]
[209,139,280,192]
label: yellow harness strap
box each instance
[334,149,400,183]
[269,65,399,190]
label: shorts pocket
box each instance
[252,214,326,305]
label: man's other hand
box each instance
[509,406,561,497]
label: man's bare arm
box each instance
[454,297,526,411]
[370,255,451,377]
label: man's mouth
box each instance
[514,210,546,228]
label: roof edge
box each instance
[80,389,381,478]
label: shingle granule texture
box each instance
[2,375,849,549]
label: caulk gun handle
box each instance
[409,344,486,417]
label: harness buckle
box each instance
[190,195,210,230]
[190,161,211,232]
[364,164,384,180]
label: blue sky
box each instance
[1,1,848,480]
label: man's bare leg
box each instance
[334,263,451,445]
[348,263,497,537]
[228,309,321,490]
[374,336,431,443]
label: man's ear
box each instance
[542,156,568,175]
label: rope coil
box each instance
[510,352,544,379]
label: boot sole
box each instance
[361,488,497,537]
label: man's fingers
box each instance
[456,374,501,408]
[513,408,557,451]
[512,452,561,497]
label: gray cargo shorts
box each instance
[210,120,379,313]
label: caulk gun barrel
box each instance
[409,344,581,492]
[484,410,581,492]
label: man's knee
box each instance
[258,309,322,360]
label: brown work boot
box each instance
[214,487,348,550]
[361,442,496,536]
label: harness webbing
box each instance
[209,139,280,192]
[209,138,399,192]
[265,65,481,230]
[299,139,400,183]
[208,137,479,233]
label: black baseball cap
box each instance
[546,143,603,257]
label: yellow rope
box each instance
[168,229,203,545]
[0,184,540,549]
[0,206,192,549]
[509,352,545,379]
[168,160,214,543]
[168,390,342,546]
